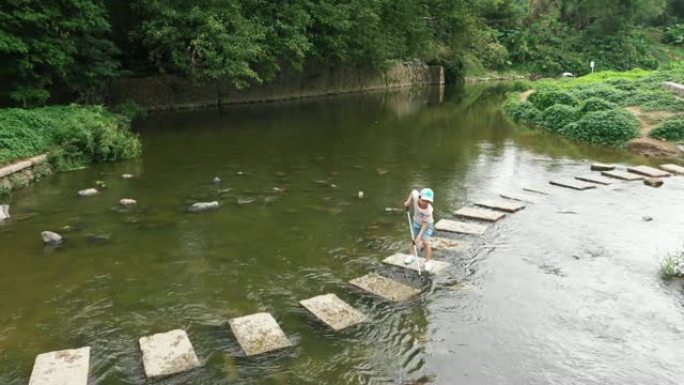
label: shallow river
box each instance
[2,85,684,384]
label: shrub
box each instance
[539,104,579,132]
[650,118,684,141]
[528,90,578,110]
[571,85,627,104]
[623,91,684,111]
[504,100,541,124]
[580,98,618,113]
[560,109,639,146]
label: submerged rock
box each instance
[41,231,63,245]
[78,188,98,197]
[86,234,110,243]
[188,201,220,212]
[0,204,9,220]
[358,191,364,199]
[212,176,222,184]
[644,178,664,187]
[121,173,134,179]
[119,198,137,206]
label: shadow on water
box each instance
[1,83,683,384]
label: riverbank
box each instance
[0,106,141,196]
[503,67,684,159]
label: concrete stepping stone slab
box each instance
[139,329,201,379]
[549,179,597,190]
[454,207,505,222]
[660,164,684,175]
[474,199,525,213]
[601,170,643,181]
[299,294,367,331]
[29,347,90,385]
[628,165,671,178]
[499,192,540,204]
[383,253,450,274]
[229,312,292,356]
[430,236,469,251]
[590,163,616,171]
[349,273,420,302]
[574,174,615,185]
[523,186,552,195]
[434,219,488,235]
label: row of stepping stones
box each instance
[27,163,684,384]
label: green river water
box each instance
[2,84,683,385]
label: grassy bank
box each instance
[0,105,142,170]
[503,66,684,146]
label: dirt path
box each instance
[625,106,683,158]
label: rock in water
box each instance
[119,198,137,206]
[212,177,222,184]
[358,191,364,199]
[0,204,9,220]
[188,201,220,212]
[77,188,98,197]
[644,178,663,187]
[41,231,63,245]
[121,174,134,179]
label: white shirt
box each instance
[411,190,434,224]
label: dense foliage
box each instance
[503,66,684,146]
[3,0,684,106]
[0,106,141,168]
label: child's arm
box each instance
[415,221,428,242]
[403,190,417,208]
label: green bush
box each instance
[623,91,684,111]
[504,100,541,124]
[560,109,639,146]
[570,85,627,104]
[539,104,579,132]
[650,118,684,141]
[0,106,142,168]
[528,90,578,110]
[580,98,618,113]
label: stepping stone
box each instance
[523,186,552,195]
[139,329,201,379]
[590,163,616,171]
[299,294,367,331]
[644,178,664,187]
[601,170,643,181]
[549,179,596,190]
[29,347,90,385]
[660,164,684,175]
[628,165,671,178]
[349,273,420,302]
[574,174,615,185]
[474,199,525,213]
[229,312,292,356]
[430,236,469,251]
[454,207,505,222]
[382,253,450,274]
[499,192,540,204]
[435,219,488,235]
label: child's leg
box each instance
[423,239,432,261]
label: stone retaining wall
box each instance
[108,62,444,111]
[0,154,52,194]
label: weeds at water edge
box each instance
[660,250,684,279]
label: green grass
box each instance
[0,105,141,169]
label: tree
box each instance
[0,0,120,106]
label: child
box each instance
[403,187,435,272]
